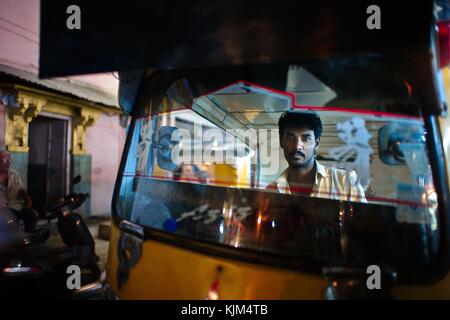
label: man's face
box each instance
[0,152,11,172]
[281,127,319,168]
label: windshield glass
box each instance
[116,58,439,270]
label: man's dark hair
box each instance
[278,111,322,141]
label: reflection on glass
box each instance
[117,62,439,272]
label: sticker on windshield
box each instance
[328,117,373,191]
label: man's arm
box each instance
[18,189,32,208]
[8,170,32,210]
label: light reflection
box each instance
[348,205,354,218]
[222,202,234,220]
[233,228,241,248]
[338,204,345,228]
[207,290,219,300]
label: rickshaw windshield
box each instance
[116,57,440,269]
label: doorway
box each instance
[28,114,71,212]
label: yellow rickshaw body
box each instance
[106,220,450,299]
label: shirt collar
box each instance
[275,160,327,193]
[315,160,328,179]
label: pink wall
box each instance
[0,0,40,72]
[0,0,119,92]
[0,0,123,216]
[86,114,126,216]
[0,102,5,149]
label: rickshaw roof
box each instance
[39,0,434,78]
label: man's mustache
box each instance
[289,150,306,158]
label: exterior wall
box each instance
[86,113,126,216]
[73,154,92,216]
[0,105,27,188]
[0,0,119,92]
[0,0,123,216]
[0,0,40,73]
[9,151,28,189]
[0,102,5,148]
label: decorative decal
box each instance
[328,117,373,191]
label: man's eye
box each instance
[286,135,294,141]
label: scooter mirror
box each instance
[378,123,426,166]
[156,126,180,172]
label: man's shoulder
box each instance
[322,165,360,184]
[326,166,348,175]
[317,161,346,176]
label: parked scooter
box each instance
[0,176,100,299]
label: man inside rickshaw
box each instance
[267,111,367,202]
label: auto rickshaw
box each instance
[39,0,450,299]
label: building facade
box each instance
[0,66,125,215]
[0,0,126,216]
